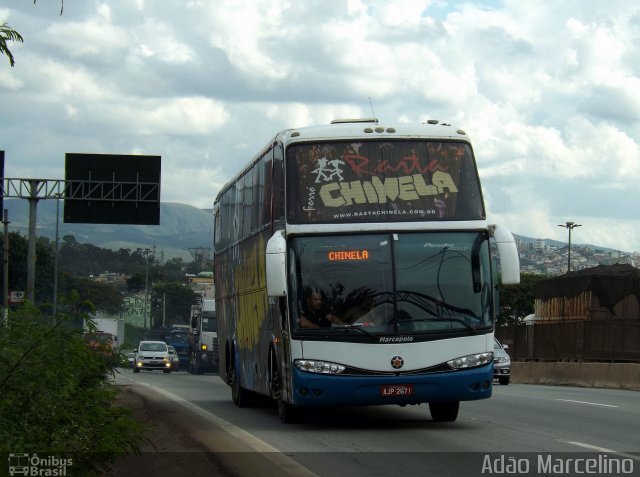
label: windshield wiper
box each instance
[388,290,481,332]
[331,323,378,338]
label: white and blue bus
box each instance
[213,118,520,423]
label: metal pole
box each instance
[162,293,166,329]
[143,248,151,330]
[143,250,149,330]
[26,180,39,304]
[53,195,61,318]
[3,209,9,320]
[567,225,572,271]
[557,221,582,273]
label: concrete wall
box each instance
[511,362,640,391]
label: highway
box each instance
[114,368,640,476]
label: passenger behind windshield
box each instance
[299,287,342,329]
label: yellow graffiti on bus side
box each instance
[235,233,267,350]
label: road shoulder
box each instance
[112,381,317,477]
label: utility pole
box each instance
[558,221,582,272]
[143,248,152,330]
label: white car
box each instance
[133,341,172,373]
[493,338,511,385]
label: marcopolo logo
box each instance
[379,336,414,343]
[8,453,73,476]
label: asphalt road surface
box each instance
[113,368,640,477]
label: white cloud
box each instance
[2,0,640,252]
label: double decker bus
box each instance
[213,118,520,423]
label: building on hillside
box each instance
[533,239,545,251]
[186,271,214,299]
[533,264,640,321]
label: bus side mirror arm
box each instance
[266,230,288,297]
[489,224,520,285]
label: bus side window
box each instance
[252,162,262,233]
[262,152,273,228]
[242,168,254,238]
[273,143,285,228]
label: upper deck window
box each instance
[286,140,485,224]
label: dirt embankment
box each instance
[111,385,236,477]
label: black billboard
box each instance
[0,150,4,214]
[64,153,161,225]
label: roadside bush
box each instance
[0,302,149,475]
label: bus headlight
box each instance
[447,352,493,369]
[295,359,346,375]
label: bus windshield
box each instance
[289,232,493,338]
[286,140,484,224]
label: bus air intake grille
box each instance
[340,363,452,376]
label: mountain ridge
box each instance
[3,199,213,261]
[3,199,628,261]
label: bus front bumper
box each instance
[290,363,493,407]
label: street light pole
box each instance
[558,221,582,272]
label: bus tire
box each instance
[231,368,251,408]
[429,401,459,422]
[278,399,299,424]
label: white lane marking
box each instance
[563,441,618,453]
[120,377,319,477]
[556,399,618,408]
[562,441,640,462]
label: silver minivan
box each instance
[493,338,511,385]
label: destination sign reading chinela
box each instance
[286,140,486,224]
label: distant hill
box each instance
[4,199,626,262]
[3,199,213,262]
[513,234,624,254]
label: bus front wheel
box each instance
[231,368,251,408]
[429,401,459,422]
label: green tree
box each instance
[59,273,124,315]
[0,22,23,67]
[497,273,548,326]
[0,301,149,474]
[150,281,196,328]
[161,257,187,282]
[0,232,56,304]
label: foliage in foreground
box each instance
[0,302,149,475]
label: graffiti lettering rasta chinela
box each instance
[286,141,484,224]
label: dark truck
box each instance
[166,326,190,370]
[188,299,218,374]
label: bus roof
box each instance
[214,119,471,203]
[281,119,470,144]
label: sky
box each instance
[1,0,639,252]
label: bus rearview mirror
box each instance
[490,224,520,285]
[266,230,288,297]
